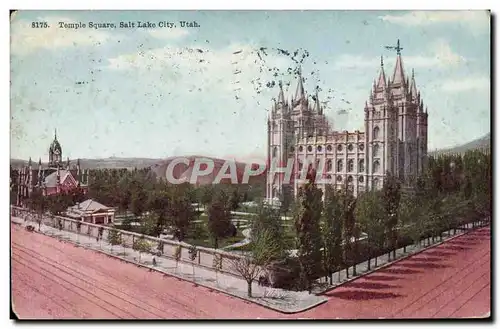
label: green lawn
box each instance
[114,213,250,249]
[184,232,245,249]
[227,224,296,252]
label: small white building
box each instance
[65,199,115,225]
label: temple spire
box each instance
[314,88,321,113]
[384,39,406,85]
[294,67,305,101]
[277,81,285,104]
[409,68,418,98]
[376,55,386,89]
[54,128,57,140]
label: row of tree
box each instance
[249,150,491,292]
[85,167,263,214]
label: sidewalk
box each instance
[311,221,484,293]
[11,216,326,314]
[221,228,251,251]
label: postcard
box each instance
[10,10,491,320]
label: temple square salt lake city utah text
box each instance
[55,20,200,30]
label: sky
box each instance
[10,10,491,162]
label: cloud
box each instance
[147,28,190,40]
[334,39,466,70]
[11,16,114,56]
[441,76,490,93]
[379,11,490,33]
[106,43,294,101]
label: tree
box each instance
[279,187,293,218]
[382,172,401,260]
[322,185,343,284]
[168,187,195,242]
[230,229,280,297]
[355,191,385,271]
[117,176,132,212]
[199,185,214,207]
[107,228,122,252]
[28,189,47,231]
[130,190,147,218]
[229,188,241,211]
[147,188,170,237]
[398,193,423,252]
[252,201,287,260]
[339,184,356,278]
[207,190,232,249]
[428,198,444,242]
[132,235,151,263]
[70,187,86,205]
[188,245,198,282]
[141,213,160,236]
[294,167,324,292]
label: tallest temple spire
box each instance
[388,39,406,86]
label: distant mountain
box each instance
[430,133,491,156]
[10,155,267,186]
[150,155,266,185]
[10,157,162,170]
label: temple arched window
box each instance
[326,159,333,172]
[337,160,343,172]
[373,143,380,157]
[373,126,380,140]
[348,159,354,172]
[359,159,365,172]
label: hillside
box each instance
[10,155,267,186]
[430,133,491,156]
[150,156,266,185]
[10,157,161,170]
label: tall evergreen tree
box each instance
[207,189,232,249]
[322,185,343,284]
[294,167,324,292]
[339,184,356,278]
[382,171,401,260]
[355,191,385,270]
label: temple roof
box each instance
[44,170,72,187]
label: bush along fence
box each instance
[11,205,248,277]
